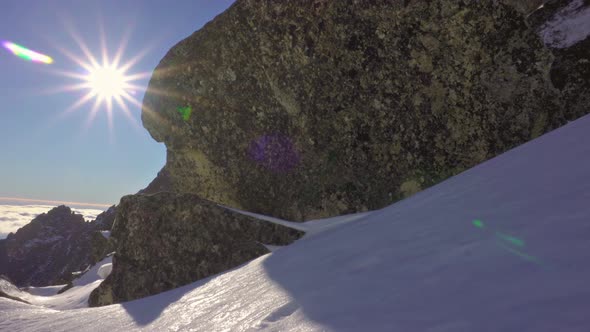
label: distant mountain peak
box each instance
[0,204,113,287]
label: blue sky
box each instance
[0,0,234,206]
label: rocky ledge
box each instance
[89,192,304,306]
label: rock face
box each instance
[89,206,117,263]
[0,205,113,287]
[137,167,173,195]
[531,0,590,122]
[88,192,304,307]
[501,0,547,14]
[142,0,582,221]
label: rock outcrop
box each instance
[141,0,583,221]
[530,0,590,123]
[0,205,113,287]
[89,206,117,263]
[88,192,304,306]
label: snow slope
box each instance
[1,114,590,331]
[10,256,113,311]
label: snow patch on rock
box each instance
[96,263,112,279]
[539,0,590,48]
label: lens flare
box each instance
[472,219,542,265]
[248,133,301,173]
[2,41,53,64]
[177,105,192,121]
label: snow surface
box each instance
[8,256,114,311]
[1,114,590,331]
[72,256,113,288]
[0,278,29,301]
[97,263,112,280]
[23,285,65,297]
[225,205,374,237]
[539,0,590,48]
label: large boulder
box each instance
[88,192,303,306]
[142,0,578,221]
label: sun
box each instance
[85,64,130,101]
[46,20,153,135]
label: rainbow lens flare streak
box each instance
[472,219,543,266]
[2,41,53,64]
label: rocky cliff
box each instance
[0,205,114,287]
[141,0,586,221]
[531,0,590,122]
[89,206,117,264]
[89,192,303,306]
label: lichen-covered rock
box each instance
[138,167,173,194]
[549,36,590,121]
[89,231,110,264]
[142,0,576,221]
[88,192,304,306]
[89,206,117,263]
[530,0,590,123]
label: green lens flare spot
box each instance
[496,241,542,265]
[177,106,192,121]
[473,219,485,228]
[496,232,525,247]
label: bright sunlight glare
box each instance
[86,64,129,101]
[43,18,154,138]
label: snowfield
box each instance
[1,114,590,331]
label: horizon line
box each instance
[0,196,113,208]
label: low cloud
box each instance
[0,204,104,239]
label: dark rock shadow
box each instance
[119,277,214,326]
[118,260,253,326]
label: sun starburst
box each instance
[47,20,154,136]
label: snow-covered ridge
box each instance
[223,205,374,237]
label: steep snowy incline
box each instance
[1,114,589,331]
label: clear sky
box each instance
[0,0,235,206]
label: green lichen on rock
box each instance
[88,192,303,307]
[142,0,575,221]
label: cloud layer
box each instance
[0,204,104,239]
